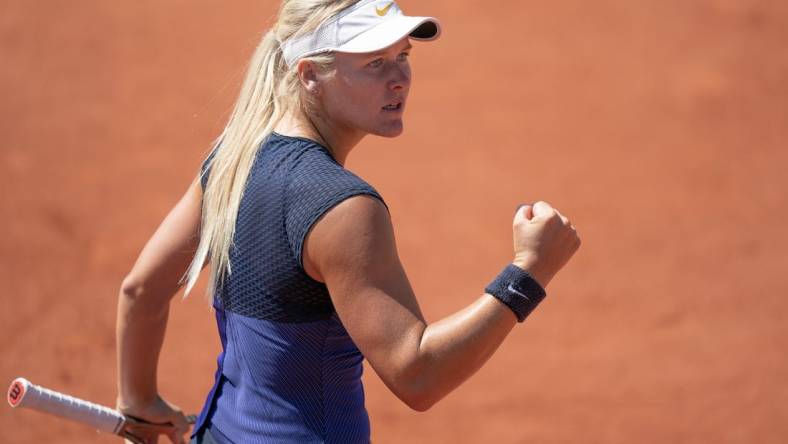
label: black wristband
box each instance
[484,264,547,322]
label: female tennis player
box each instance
[115,0,581,443]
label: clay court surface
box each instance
[2,0,787,442]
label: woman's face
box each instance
[316,37,412,138]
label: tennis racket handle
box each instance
[7,377,126,435]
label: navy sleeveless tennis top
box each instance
[191,133,385,443]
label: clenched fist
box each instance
[511,201,581,288]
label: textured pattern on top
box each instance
[206,310,370,443]
[191,133,383,443]
[199,132,385,322]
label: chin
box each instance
[374,120,405,138]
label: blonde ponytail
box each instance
[182,0,360,301]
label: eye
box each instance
[367,58,384,68]
[397,52,410,62]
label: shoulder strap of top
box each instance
[283,150,386,268]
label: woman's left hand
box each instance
[116,395,190,444]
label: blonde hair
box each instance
[182,0,360,300]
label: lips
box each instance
[382,101,403,111]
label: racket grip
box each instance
[7,377,126,435]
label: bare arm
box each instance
[303,197,579,411]
[115,178,204,442]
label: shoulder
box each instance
[284,141,386,211]
[289,147,379,196]
[279,137,387,266]
[303,193,393,281]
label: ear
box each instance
[296,59,320,95]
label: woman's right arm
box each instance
[303,197,580,411]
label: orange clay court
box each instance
[1,1,787,442]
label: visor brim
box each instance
[337,16,441,54]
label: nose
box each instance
[387,62,411,91]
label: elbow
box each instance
[395,379,441,412]
[401,393,437,412]
[390,360,442,412]
[120,275,144,300]
[119,275,168,315]
[119,274,156,304]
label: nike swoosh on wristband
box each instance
[375,2,394,16]
[507,284,530,300]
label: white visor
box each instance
[281,0,441,67]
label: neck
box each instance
[274,108,364,166]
